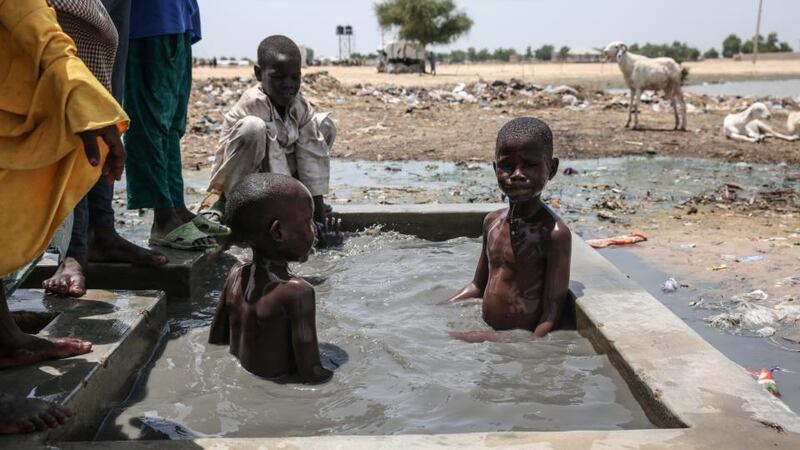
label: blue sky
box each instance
[193,0,800,59]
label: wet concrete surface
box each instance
[599,247,800,414]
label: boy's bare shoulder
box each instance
[543,207,571,243]
[278,278,315,316]
[483,207,508,228]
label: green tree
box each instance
[476,48,491,61]
[779,42,794,52]
[534,44,554,61]
[703,48,719,59]
[374,0,473,47]
[722,34,741,57]
[467,46,477,61]
[525,46,533,59]
[558,46,570,61]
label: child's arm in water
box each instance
[286,279,333,384]
[208,266,238,345]
[437,212,495,305]
[532,221,571,337]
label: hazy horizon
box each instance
[193,0,800,59]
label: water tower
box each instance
[336,24,354,60]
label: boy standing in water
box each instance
[440,117,571,340]
[199,35,336,236]
[208,173,332,384]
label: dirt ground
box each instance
[193,58,800,89]
[181,66,800,337]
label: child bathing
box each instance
[440,117,572,340]
[208,173,332,383]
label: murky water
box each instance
[684,79,800,98]
[116,157,797,245]
[609,78,800,98]
[95,233,652,440]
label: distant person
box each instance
[428,51,437,76]
[439,117,572,341]
[124,0,224,250]
[209,173,333,384]
[198,35,338,243]
[1,0,127,433]
[212,56,217,68]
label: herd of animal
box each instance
[603,41,799,143]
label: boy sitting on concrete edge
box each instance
[208,173,333,384]
[199,35,337,240]
[439,117,572,341]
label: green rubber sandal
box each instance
[193,211,231,236]
[149,222,216,251]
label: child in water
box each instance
[440,117,572,341]
[208,173,332,383]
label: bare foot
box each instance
[89,228,168,265]
[0,392,74,434]
[42,257,86,298]
[0,333,91,369]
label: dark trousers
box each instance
[66,0,131,262]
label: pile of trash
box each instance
[682,182,800,214]
[351,79,591,111]
[696,289,800,337]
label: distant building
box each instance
[565,48,603,63]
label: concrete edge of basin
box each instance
[0,290,167,445]
[28,203,800,448]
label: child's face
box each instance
[276,193,316,262]
[494,138,558,203]
[255,54,301,108]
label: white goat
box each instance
[788,111,800,137]
[603,41,686,131]
[723,102,798,143]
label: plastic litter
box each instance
[562,167,579,175]
[661,277,679,293]
[737,255,764,263]
[586,232,647,249]
[747,367,790,397]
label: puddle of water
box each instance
[115,157,798,245]
[608,79,800,98]
[600,248,800,414]
[96,233,652,440]
[684,79,800,98]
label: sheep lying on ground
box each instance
[723,103,799,143]
[603,41,687,131]
[788,111,800,137]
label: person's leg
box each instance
[43,198,88,297]
[206,116,268,200]
[0,284,91,369]
[0,392,75,434]
[124,35,196,242]
[296,114,335,223]
[86,0,166,265]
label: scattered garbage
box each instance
[661,277,679,293]
[747,367,790,397]
[756,326,776,337]
[737,255,764,263]
[562,167,579,176]
[586,232,647,249]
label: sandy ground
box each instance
[193,58,800,89]
[180,65,800,341]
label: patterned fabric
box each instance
[48,0,118,90]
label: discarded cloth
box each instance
[586,232,648,249]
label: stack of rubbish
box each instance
[695,289,800,337]
[682,182,800,214]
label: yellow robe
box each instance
[0,0,128,276]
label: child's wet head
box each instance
[494,117,559,203]
[255,35,302,108]
[226,173,316,261]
